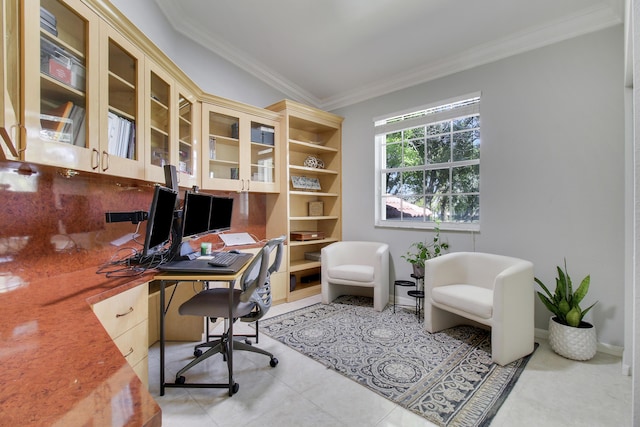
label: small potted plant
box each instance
[535,260,598,360]
[402,224,449,278]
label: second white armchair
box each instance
[424,251,535,366]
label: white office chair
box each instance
[321,241,390,311]
[175,236,285,395]
[424,251,534,366]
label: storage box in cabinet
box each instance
[251,123,275,145]
[291,231,325,241]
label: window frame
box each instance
[374,93,481,232]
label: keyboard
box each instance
[207,251,240,267]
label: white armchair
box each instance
[321,241,389,311]
[424,252,534,366]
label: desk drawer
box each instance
[93,283,148,339]
[112,319,148,368]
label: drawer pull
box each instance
[116,307,134,318]
[123,347,134,358]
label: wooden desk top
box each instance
[0,267,161,427]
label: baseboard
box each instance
[534,327,624,358]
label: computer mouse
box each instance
[229,249,241,254]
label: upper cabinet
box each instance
[22,0,100,171]
[0,0,20,160]
[201,99,280,193]
[99,22,145,179]
[20,0,146,179]
[174,86,200,190]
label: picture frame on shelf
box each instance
[291,175,321,190]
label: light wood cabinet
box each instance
[175,86,200,189]
[143,60,201,188]
[92,282,149,388]
[266,100,343,302]
[0,0,20,160]
[201,99,280,193]
[20,0,147,178]
[99,21,145,178]
[22,0,101,171]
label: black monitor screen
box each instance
[209,196,233,233]
[181,191,212,239]
[143,185,178,257]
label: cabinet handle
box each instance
[102,151,109,172]
[115,307,133,318]
[91,149,100,170]
[123,347,134,358]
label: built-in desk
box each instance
[0,267,161,427]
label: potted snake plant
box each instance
[535,260,598,361]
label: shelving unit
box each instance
[266,100,343,302]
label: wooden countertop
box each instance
[0,266,161,426]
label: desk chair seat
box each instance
[176,236,285,394]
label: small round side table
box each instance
[393,280,416,313]
[407,290,425,320]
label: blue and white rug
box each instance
[261,296,535,427]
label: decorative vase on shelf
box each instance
[548,316,597,361]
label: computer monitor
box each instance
[142,185,178,257]
[181,191,212,239]
[209,196,234,233]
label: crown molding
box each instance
[320,3,623,110]
[155,1,622,112]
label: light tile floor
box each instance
[148,295,632,426]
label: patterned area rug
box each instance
[261,296,536,427]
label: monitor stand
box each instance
[178,242,199,260]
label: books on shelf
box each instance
[108,112,136,159]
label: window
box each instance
[375,94,480,230]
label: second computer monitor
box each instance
[209,196,233,233]
[181,191,212,239]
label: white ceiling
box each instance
[153,0,624,110]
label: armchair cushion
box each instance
[431,285,493,319]
[328,265,374,283]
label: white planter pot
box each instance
[548,316,597,361]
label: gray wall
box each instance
[110,0,625,348]
[333,26,625,347]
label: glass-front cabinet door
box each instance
[175,87,200,189]
[201,102,279,193]
[0,0,20,160]
[201,103,243,192]
[21,0,98,169]
[99,22,145,179]
[144,61,171,183]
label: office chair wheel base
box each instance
[175,376,186,385]
[229,382,239,395]
[194,349,203,357]
[269,357,278,367]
